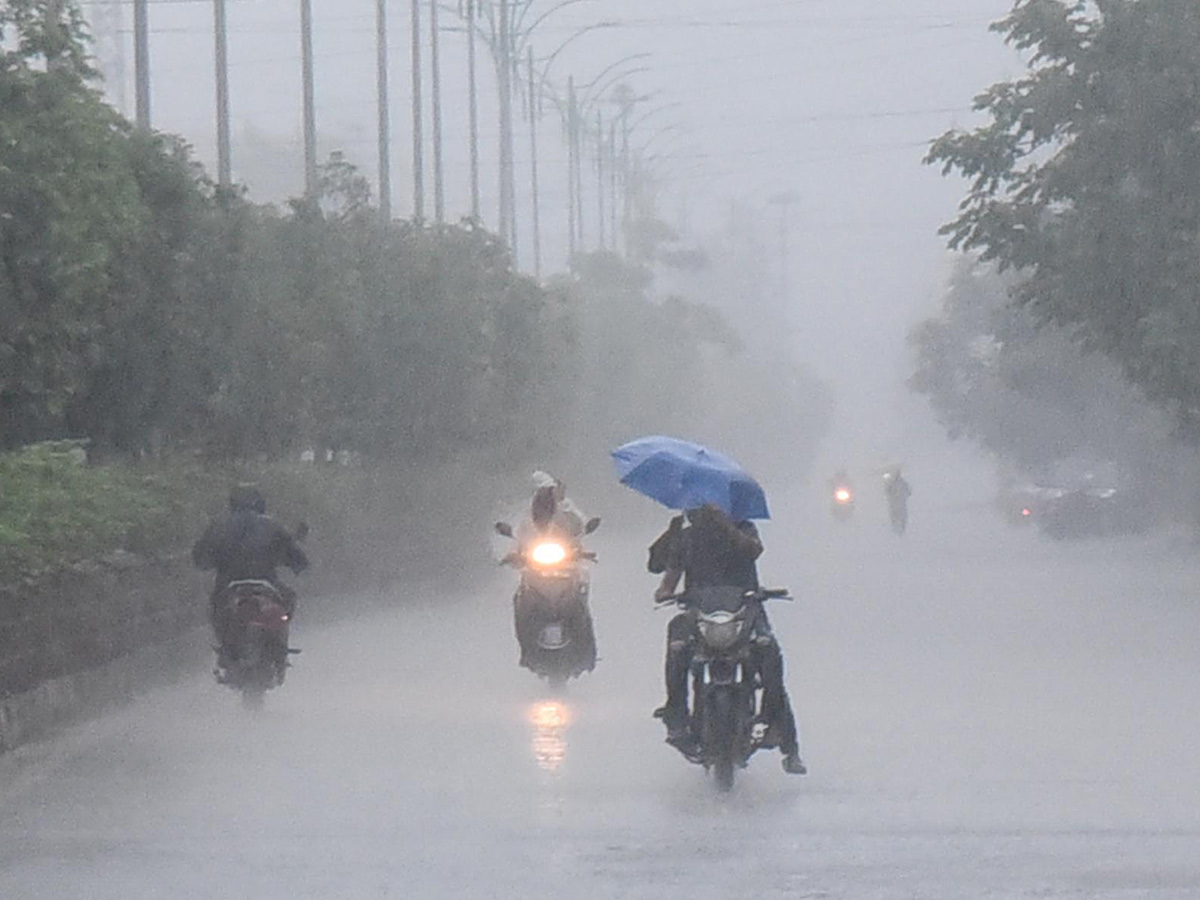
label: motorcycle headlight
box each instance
[698,612,744,650]
[530,542,567,566]
[835,489,852,503]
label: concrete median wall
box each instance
[0,551,208,754]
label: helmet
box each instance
[229,483,266,514]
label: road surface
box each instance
[3,504,1199,898]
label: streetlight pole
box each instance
[214,0,231,189]
[411,0,425,221]
[300,0,317,200]
[528,46,542,277]
[466,0,480,222]
[596,109,605,250]
[430,0,445,223]
[376,0,391,221]
[566,75,577,264]
[134,0,150,128]
[498,0,513,245]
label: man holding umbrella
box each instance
[613,436,807,776]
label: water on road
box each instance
[3,504,1200,898]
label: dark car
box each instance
[1029,459,1152,540]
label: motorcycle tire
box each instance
[706,688,738,792]
[241,686,265,711]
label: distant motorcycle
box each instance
[659,585,791,792]
[830,484,855,522]
[215,579,296,710]
[496,517,601,687]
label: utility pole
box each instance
[134,0,150,128]
[528,46,542,277]
[376,0,391,222]
[467,0,480,222]
[497,0,513,244]
[614,84,635,250]
[596,109,605,250]
[411,0,425,221]
[300,0,317,200]
[566,75,577,264]
[574,97,585,250]
[214,0,231,189]
[609,122,618,251]
[430,0,445,223]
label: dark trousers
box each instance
[663,610,800,755]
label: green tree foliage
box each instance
[0,2,142,443]
[927,0,1200,434]
[911,258,1184,487]
[0,3,571,465]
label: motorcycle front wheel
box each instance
[241,686,265,711]
[706,688,738,792]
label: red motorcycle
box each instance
[216,580,295,709]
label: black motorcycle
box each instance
[660,585,791,791]
[496,517,601,687]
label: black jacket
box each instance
[192,511,309,590]
[648,511,762,592]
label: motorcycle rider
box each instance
[192,484,309,672]
[511,474,597,670]
[883,468,912,535]
[518,475,588,547]
[649,504,806,775]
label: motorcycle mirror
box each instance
[295,521,310,542]
[494,521,515,538]
[584,517,601,535]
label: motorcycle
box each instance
[659,585,791,792]
[215,579,296,709]
[495,517,601,687]
[830,484,855,521]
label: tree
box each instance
[0,1,144,446]
[910,258,1195,505]
[927,0,1200,435]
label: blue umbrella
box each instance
[611,435,771,520]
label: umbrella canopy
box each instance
[611,435,770,520]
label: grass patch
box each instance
[0,442,216,579]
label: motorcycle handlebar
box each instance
[655,587,793,608]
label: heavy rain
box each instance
[2,1,1200,897]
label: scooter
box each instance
[495,517,601,687]
[215,580,297,710]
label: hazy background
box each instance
[90,0,1022,486]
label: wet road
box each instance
[3,508,1200,899]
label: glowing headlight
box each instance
[698,612,744,650]
[834,489,852,503]
[530,542,568,566]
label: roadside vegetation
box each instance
[0,2,831,579]
[918,0,1200,522]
